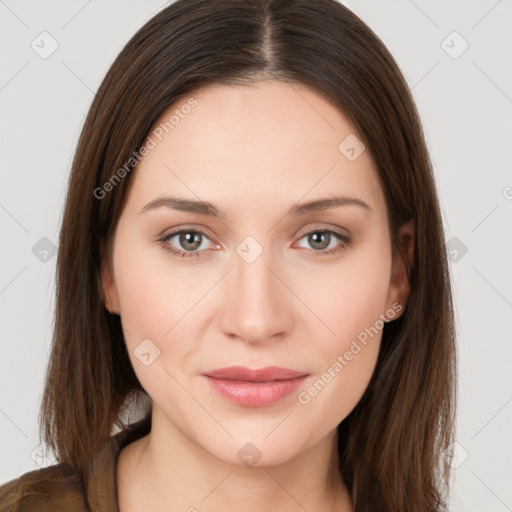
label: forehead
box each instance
[124,80,384,217]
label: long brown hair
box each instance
[40,0,457,509]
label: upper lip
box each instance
[202,366,309,382]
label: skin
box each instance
[102,80,414,511]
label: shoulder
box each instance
[0,414,151,512]
[0,463,87,512]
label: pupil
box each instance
[181,232,201,250]
[310,232,328,250]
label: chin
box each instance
[199,428,311,469]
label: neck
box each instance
[118,407,353,512]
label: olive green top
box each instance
[0,416,151,512]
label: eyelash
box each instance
[157,227,353,258]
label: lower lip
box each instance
[203,375,308,407]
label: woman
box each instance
[0,0,456,510]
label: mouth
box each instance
[201,366,309,407]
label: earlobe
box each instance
[100,241,120,315]
[385,218,414,321]
[102,278,115,315]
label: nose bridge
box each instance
[219,237,293,344]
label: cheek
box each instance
[111,234,191,355]
[112,249,197,403]
[304,237,392,354]
[294,241,391,416]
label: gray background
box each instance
[1,1,511,510]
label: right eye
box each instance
[158,228,218,258]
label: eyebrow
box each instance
[139,195,372,219]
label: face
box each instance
[102,80,412,467]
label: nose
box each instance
[218,244,294,346]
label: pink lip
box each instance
[202,366,309,407]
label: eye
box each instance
[158,228,217,258]
[158,226,353,258]
[294,228,352,256]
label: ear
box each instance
[100,240,120,315]
[385,218,414,320]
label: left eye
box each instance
[295,229,351,254]
[158,228,351,258]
